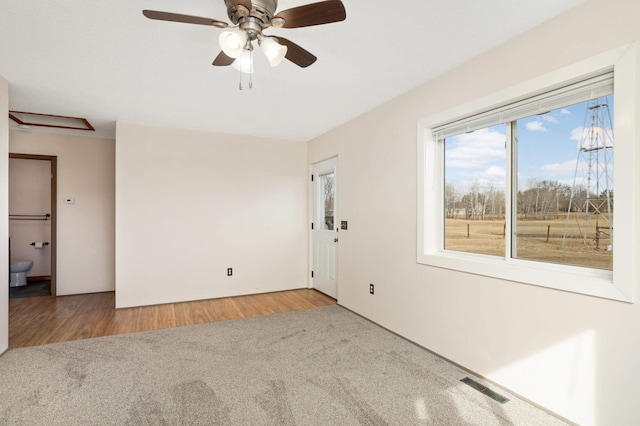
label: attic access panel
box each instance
[9,111,94,131]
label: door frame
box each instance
[309,156,338,299]
[9,153,57,296]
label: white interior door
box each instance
[312,158,338,299]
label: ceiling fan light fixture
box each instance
[232,48,254,74]
[219,29,248,58]
[260,37,287,67]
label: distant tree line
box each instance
[445,179,613,221]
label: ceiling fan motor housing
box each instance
[225,0,278,27]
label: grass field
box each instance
[444,215,613,270]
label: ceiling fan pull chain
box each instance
[248,49,254,89]
[239,69,243,91]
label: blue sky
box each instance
[444,96,614,192]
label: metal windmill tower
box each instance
[562,97,614,250]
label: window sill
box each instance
[418,251,630,302]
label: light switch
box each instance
[64,197,75,204]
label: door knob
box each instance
[334,238,339,243]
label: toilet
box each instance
[10,260,33,287]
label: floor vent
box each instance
[460,377,509,404]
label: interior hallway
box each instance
[9,289,336,348]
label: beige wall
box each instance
[308,0,640,424]
[0,74,8,352]
[9,158,52,277]
[9,130,115,295]
[115,122,308,308]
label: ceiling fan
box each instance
[143,0,346,73]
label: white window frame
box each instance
[417,44,637,302]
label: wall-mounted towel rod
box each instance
[9,213,50,221]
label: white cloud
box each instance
[569,126,585,142]
[569,126,614,150]
[484,165,505,178]
[445,128,506,169]
[542,159,577,176]
[542,114,559,124]
[543,159,614,183]
[560,108,571,115]
[453,165,507,191]
[525,121,547,132]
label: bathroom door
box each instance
[312,158,338,299]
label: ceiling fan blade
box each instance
[276,37,317,68]
[274,0,346,28]
[212,51,235,66]
[142,10,228,28]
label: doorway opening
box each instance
[8,153,57,298]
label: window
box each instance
[514,97,614,270]
[443,94,614,270]
[319,171,335,230]
[444,123,507,257]
[418,45,636,302]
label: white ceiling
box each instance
[1,0,583,141]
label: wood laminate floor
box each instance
[8,289,336,348]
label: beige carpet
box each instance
[0,305,567,425]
